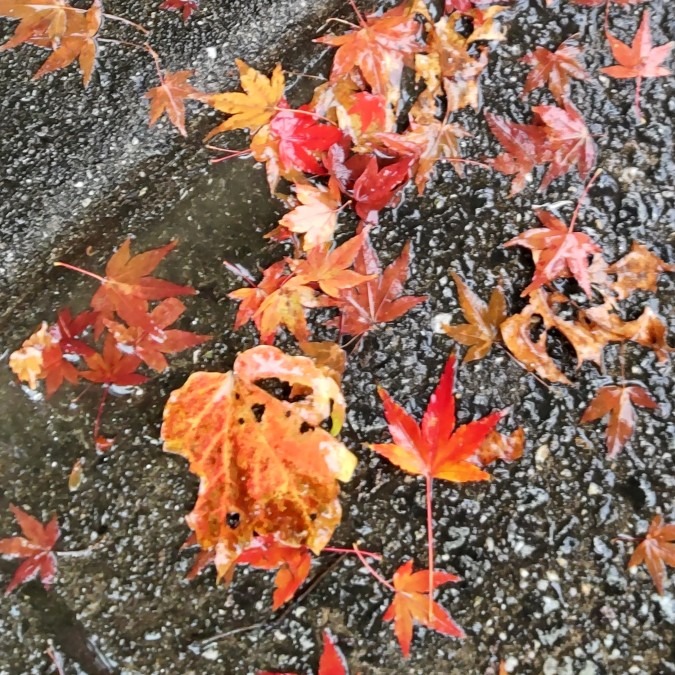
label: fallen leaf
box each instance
[159,0,198,21]
[370,354,507,482]
[259,629,348,675]
[601,10,673,120]
[607,242,675,301]
[581,383,657,457]
[80,335,149,386]
[521,35,589,105]
[201,59,285,139]
[323,232,426,339]
[0,504,60,594]
[383,560,464,657]
[441,273,506,362]
[473,427,525,467]
[161,346,357,579]
[146,70,199,136]
[628,515,675,595]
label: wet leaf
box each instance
[628,515,675,595]
[370,354,508,482]
[581,383,657,458]
[601,10,673,120]
[607,242,675,301]
[322,231,426,339]
[0,504,60,595]
[521,35,589,105]
[383,560,464,657]
[441,273,506,362]
[201,59,285,138]
[146,70,200,137]
[80,335,149,386]
[161,346,357,579]
[159,0,198,22]
[473,427,525,467]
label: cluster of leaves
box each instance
[9,240,209,449]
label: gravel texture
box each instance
[0,0,674,674]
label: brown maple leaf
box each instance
[441,272,506,362]
[521,35,589,105]
[161,345,357,579]
[315,7,423,107]
[0,504,60,595]
[200,59,285,139]
[627,515,675,595]
[581,384,658,458]
[473,427,525,467]
[146,69,200,137]
[322,232,427,339]
[607,242,675,301]
[601,10,673,120]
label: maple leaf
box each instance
[533,103,597,190]
[201,59,285,139]
[51,308,96,358]
[521,36,589,105]
[80,335,149,386]
[268,106,342,175]
[370,354,507,482]
[607,242,675,301]
[323,232,427,338]
[0,0,71,52]
[273,180,343,250]
[581,383,657,458]
[146,70,200,137]
[0,504,60,595]
[56,239,196,332]
[259,630,348,675]
[500,301,571,385]
[627,515,675,595]
[485,111,550,196]
[473,427,525,467]
[315,8,423,107]
[601,10,673,120]
[161,345,357,579]
[441,272,506,362]
[159,0,198,22]
[105,298,210,372]
[287,232,376,299]
[383,560,464,657]
[505,208,601,297]
[30,0,102,87]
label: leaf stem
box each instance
[93,386,109,447]
[103,13,150,35]
[323,546,382,559]
[425,473,434,621]
[353,544,394,591]
[53,261,105,283]
[346,0,367,28]
[568,168,602,234]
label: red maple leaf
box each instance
[383,560,464,657]
[534,102,597,191]
[521,36,589,104]
[55,239,196,332]
[627,515,675,595]
[269,106,342,175]
[323,231,427,338]
[314,7,423,106]
[51,308,96,358]
[370,354,507,483]
[0,504,60,595]
[601,10,673,120]
[159,0,198,22]
[259,629,347,675]
[105,298,210,372]
[505,208,601,297]
[580,384,658,458]
[81,335,149,386]
[484,111,550,196]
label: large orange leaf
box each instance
[161,346,357,579]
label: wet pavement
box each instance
[1,0,674,674]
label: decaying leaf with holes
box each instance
[161,345,357,581]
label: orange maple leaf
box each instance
[161,346,357,580]
[628,515,675,595]
[383,560,464,657]
[370,354,507,483]
[146,69,200,137]
[0,504,60,595]
[201,58,285,139]
[580,384,658,458]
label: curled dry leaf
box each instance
[161,345,357,580]
[441,272,506,362]
[627,515,675,595]
[581,383,657,458]
[0,505,60,595]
